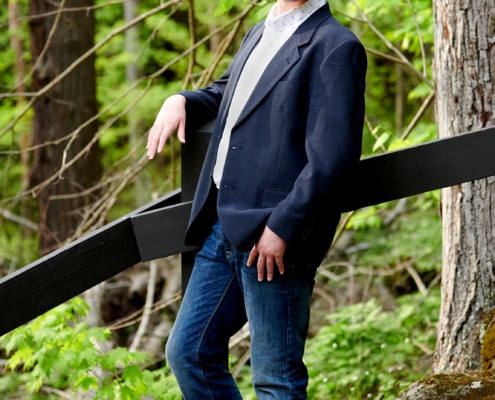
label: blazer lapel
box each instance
[217,24,264,129]
[233,4,332,128]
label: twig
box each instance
[383,197,408,225]
[0,208,38,231]
[40,386,75,400]
[330,210,356,251]
[231,348,251,379]
[183,0,197,90]
[400,91,435,141]
[130,260,158,352]
[404,263,427,296]
[0,2,127,30]
[411,337,434,355]
[406,0,428,77]
[318,261,407,282]
[229,323,250,350]
[313,287,336,310]
[106,292,182,331]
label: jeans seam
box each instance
[287,271,295,398]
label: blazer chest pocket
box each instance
[263,187,290,208]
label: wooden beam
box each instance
[2,125,494,336]
[340,126,495,211]
[0,218,139,336]
[0,190,182,336]
[131,201,197,262]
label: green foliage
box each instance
[305,291,439,399]
[347,193,441,277]
[0,292,440,400]
[331,0,435,155]
[0,297,181,399]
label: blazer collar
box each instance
[223,3,332,129]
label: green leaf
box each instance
[373,132,390,152]
[103,347,132,370]
[74,375,99,391]
[122,365,143,386]
[7,347,34,370]
[214,0,237,16]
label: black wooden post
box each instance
[179,120,215,293]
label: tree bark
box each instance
[432,0,495,373]
[29,0,102,254]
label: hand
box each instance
[247,226,286,282]
[146,94,186,159]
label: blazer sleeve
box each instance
[266,38,367,244]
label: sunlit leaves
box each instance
[305,291,440,399]
[0,297,181,399]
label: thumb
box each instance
[177,119,186,143]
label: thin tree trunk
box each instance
[395,63,404,135]
[432,0,495,373]
[9,1,27,94]
[124,0,149,206]
[29,0,102,254]
[9,0,33,243]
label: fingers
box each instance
[250,227,286,282]
[177,119,186,144]
[248,238,286,282]
[262,255,275,282]
[146,95,186,159]
[275,254,285,276]
[247,246,258,267]
[258,254,269,282]
[147,119,181,159]
[255,254,284,282]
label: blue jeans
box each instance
[166,220,317,399]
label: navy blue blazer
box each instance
[181,4,367,267]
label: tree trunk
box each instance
[432,0,495,373]
[124,0,149,206]
[29,0,102,254]
[9,0,32,241]
[9,0,27,94]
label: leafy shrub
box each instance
[0,297,181,399]
[305,291,439,399]
[0,291,439,399]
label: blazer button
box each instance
[231,146,243,150]
[223,184,235,189]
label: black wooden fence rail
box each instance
[1,123,495,336]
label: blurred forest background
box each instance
[0,0,444,398]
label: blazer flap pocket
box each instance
[263,187,290,208]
